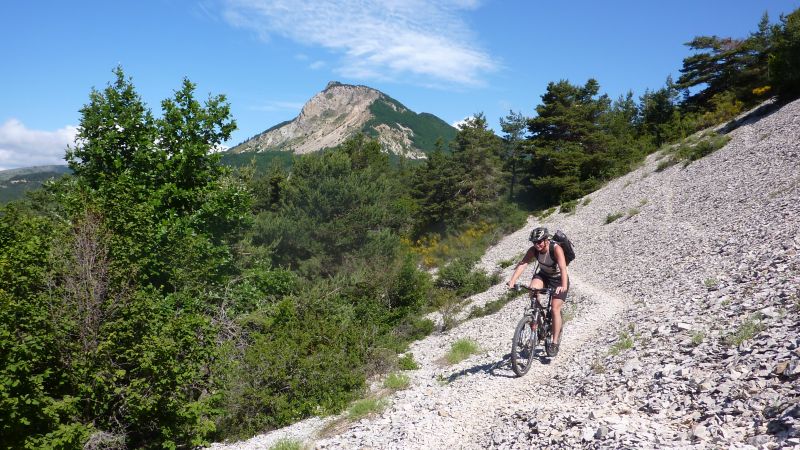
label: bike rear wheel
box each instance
[511,315,538,376]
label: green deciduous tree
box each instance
[3,68,251,449]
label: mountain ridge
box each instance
[229,81,456,158]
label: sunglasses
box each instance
[532,239,546,245]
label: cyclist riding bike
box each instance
[507,227,569,356]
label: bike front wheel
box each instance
[511,315,538,376]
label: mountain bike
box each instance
[510,284,562,376]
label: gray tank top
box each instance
[536,243,561,278]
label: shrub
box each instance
[270,439,304,450]
[656,156,679,172]
[468,289,522,319]
[398,353,420,370]
[609,332,634,355]
[538,207,556,219]
[691,331,705,346]
[347,398,388,421]
[560,200,578,214]
[724,314,765,347]
[675,134,731,163]
[383,372,410,390]
[435,257,492,299]
[445,339,481,364]
[604,212,624,224]
[215,294,367,439]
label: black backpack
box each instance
[549,230,575,265]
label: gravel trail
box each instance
[211,99,800,449]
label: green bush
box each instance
[347,398,388,421]
[215,294,366,438]
[468,289,522,319]
[724,314,765,347]
[445,339,481,364]
[383,372,410,390]
[560,199,578,214]
[398,353,420,370]
[675,134,731,163]
[435,257,492,298]
[604,212,624,224]
[609,331,634,355]
[270,438,304,450]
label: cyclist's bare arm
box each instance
[507,246,536,288]
[553,244,569,294]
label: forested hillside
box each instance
[1,8,798,449]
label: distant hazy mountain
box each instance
[229,81,457,158]
[0,165,71,203]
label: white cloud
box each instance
[223,0,497,86]
[309,60,326,70]
[0,119,76,171]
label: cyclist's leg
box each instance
[542,275,566,354]
[530,274,545,290]
[551,297,564,343]
[550,276,568,344]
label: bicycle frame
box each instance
[515,284,554,325]
[510,284,555,376]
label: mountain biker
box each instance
[507,227,569,356]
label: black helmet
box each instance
[529,227,548,242]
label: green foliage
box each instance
[0,167,71,204]
[445,339,481,364]
[605,212,624,224]
[215,293,366,438]
[538,207,556,219]
[398,353,420,370]
[467,289,522,319]
[383,372,410,391]
[769,9,800,100]
[1,69,250,449]
[247,137,412,277]
[435,257,493,299]
[724,314,765,346]
[270,439,304,450]
[523,79,649,207]
[221,150,295,173]
[560,200,578,214]
[364,96,457,152]
[657,133,732,170]
[691,331,705,347]
[0,206,66,449]
[499,110,529,200]
[609,331,634,355]
[347,397,388,421]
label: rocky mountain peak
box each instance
[229,82,454,158]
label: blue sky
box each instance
[2,0,798,170]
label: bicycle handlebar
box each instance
[513,283,553,295]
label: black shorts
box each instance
[533,272,569,301]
